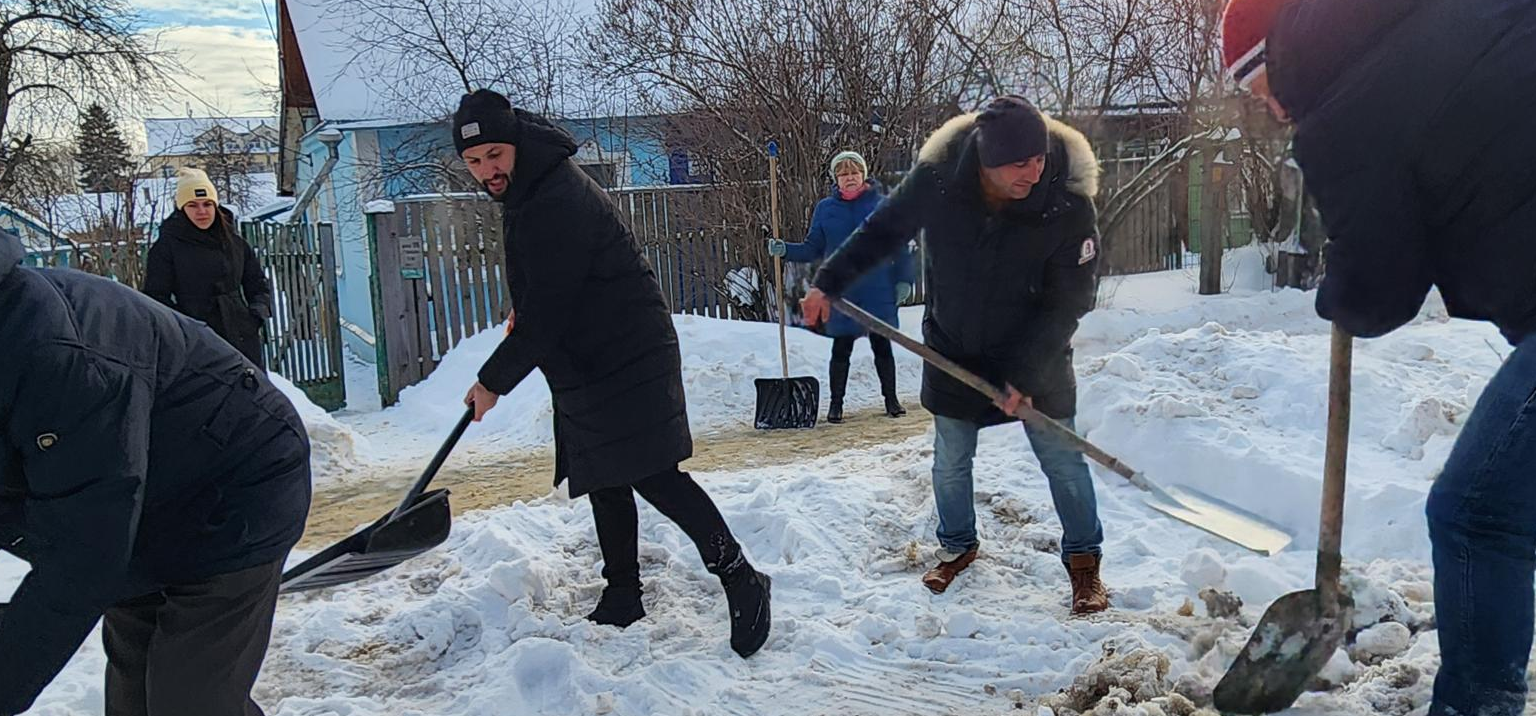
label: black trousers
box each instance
[103,560,284,716]
[588,466,737,587]
[830,334,898,401]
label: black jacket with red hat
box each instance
[1267,0,1536,342]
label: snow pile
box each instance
[341,310,928,465]
[269,373,364,484]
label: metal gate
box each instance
[243,221,347,410]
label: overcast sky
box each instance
[140,0,279,120]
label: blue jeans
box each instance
[932,415,1104,560]
[1427,334,1536,716]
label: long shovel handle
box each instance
[769,143,789,378]
[1317,324,1352,599]
[830,297,1147,488]
[392,407,474,519]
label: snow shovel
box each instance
[754,140,820,430]
[279,408,470,594]
[830,297,1292,555]
[1213,325,1354,713]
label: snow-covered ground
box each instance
[322,300,931,485]
[4,260,1511,715]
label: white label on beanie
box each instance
[461,122,481,139]
[1078,237,1097,265]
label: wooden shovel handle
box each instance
[769,149,788,378]
[1317,324,1352,598]
[830,296,1147,488]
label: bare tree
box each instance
[321,0,584,121]
[194,127,259,210]
[587,0,979,319]
[0,0,171,193]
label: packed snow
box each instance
[3,262,1517,715]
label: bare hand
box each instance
[464,381,500,422]
[800,288,832,327]
[504,307,515,336]
[993,385,1033,417]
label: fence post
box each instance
[1199,142,1227,296]
[365,201,398,406]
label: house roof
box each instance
[0,205,66,252]
[283,0,404,122]
[145,117,280,157]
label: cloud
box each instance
[150,25,278,117]
[134,0,272,27]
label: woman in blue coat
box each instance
[770,150,916,423]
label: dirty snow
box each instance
[3,265,1520,715]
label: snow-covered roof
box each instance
[0,204,66,252]
[285,0,402,122]
[145,117,279,157]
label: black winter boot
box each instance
[871,335,903,417]
[706,534,772,658]
[828,350,850,424]
[586,584,646,627]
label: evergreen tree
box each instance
[75,103,133,193]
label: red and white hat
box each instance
[1221,0,1292,90]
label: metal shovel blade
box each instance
[1213,588,1352,713]
[1143,483,1293,556]
[754,376,820,429]
[279,488,453,594]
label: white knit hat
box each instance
[174,167,218,209]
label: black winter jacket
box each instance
[477,111,692,496]
[0,231,310,715]
[143,208,272,367]
[1270,0,1536,342]
[814,113,1102,424]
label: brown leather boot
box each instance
[921,546,978,594]
[1066,553,1110,615]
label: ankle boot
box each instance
[706,534,772,658]
[1065,553,1110,615]
[586,583,646,627]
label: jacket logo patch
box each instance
[1078,237,1097,265]
[36,433,57,451]
[461,122,482,139]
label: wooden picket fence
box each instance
[241,221,347,410]
[364,172,1192,403]
[366,197,508,404]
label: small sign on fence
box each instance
[400,231,425,279]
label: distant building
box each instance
[143,117,281,179]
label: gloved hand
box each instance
[766,239,787,257]
[249,304,271,323]
[895,282,913,304]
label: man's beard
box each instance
[481,172,510,198]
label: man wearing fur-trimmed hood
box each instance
[802,95,1109,612]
